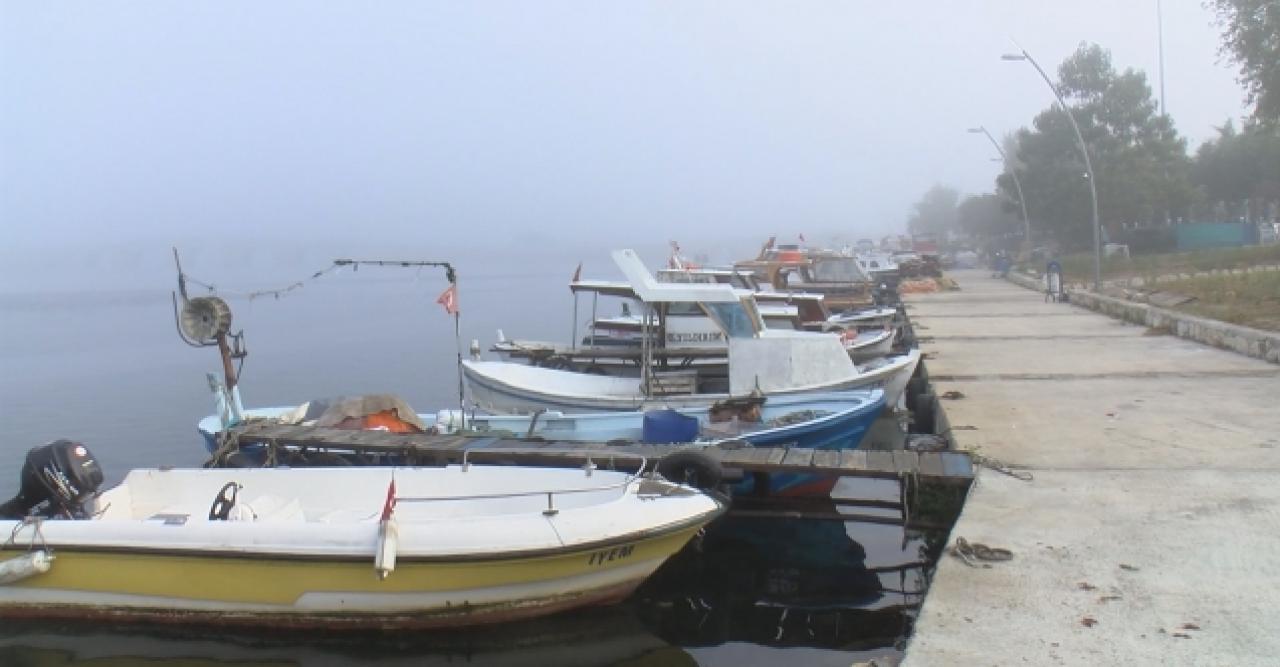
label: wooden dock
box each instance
[219,421,973,484]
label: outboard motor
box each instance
[0,440,103,520]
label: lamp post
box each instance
[968,126,1032,258]
[1002,47,1102,290]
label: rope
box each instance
[180,262,350,302]
[179,257,458,303]
[206,427,243,468]
[5,517,50,553]
[970,453,1034,481]
[950,537,1013,568]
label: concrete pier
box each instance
[903,270,1280,666]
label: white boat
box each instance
[465,251,920,414]
[0,441,724,629]
[464,348,918,414]
[855,251,900,282]
[824,305,899,330]
[841,327,897,361]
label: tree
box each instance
[1192,120,1280,221]
[956,193,1022,242]
[999,44,1195,250]
[1207,0,1280,124]
[907,185,959,238]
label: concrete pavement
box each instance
[902,270,1280,666]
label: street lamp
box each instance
[1003,48,1102,290]
[967,126,1032,259]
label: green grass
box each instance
[1051,245,1280,284]
[1156,272,1280,332]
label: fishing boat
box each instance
[492,279,853,373]
[465,345,916,412]
[493,254,890,374]
[0,440,724,629]
[194,388,886,498]
[198,389,886,458]
[823,305,899,330]
[465,249,920,414]
[733,241,878,312]
[839,327,897,362]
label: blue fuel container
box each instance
[641,409,700,444]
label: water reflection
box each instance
[631,501,925,654]
[0,606,689,667]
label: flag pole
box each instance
[454,304,464,431]
[570,262,582,351]
[446,272,463,431]
[571,294,579,351]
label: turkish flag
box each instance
[436,284,459,315]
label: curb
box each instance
[1005,271,1280,365]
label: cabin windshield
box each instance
[699,298,763,338]
[666,302,702,317]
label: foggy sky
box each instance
[0,1,1247,269]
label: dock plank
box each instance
[918,452,945,478]
[223,423,972,482]
[892,451,920,474]
[811,450,840,469]
[866,450,898,474]
[782,448,815,467]
[940,452,975,479]
[839,450,869,471]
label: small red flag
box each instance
[436,284,459,315]
[380,479,397,521]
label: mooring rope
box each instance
[5,517,50,553]
[969,453,1034,481]
[950,537,1014,568]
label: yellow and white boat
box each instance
[0,442,724,629]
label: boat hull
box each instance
[2,463,724,629]
[461,351,918,415]
[0,522,704,629]
[844,328,896,362]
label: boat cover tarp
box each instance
[276,395,426,432]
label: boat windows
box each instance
[666,302,702,317]
[699,298,763,339]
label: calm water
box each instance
[0,247,939,665]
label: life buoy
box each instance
[657,449,723,490]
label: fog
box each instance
[1,1,1246,292]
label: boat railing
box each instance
[394,454,650,516]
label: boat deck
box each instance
[220,421,974,484]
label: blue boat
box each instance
[198,389,885,497]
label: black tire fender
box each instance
[911,392,937,434]
[657,448,724,490]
